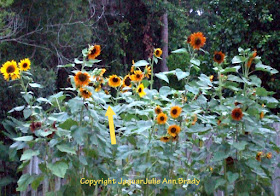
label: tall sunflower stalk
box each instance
[151,48,163,90]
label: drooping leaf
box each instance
[57,144,76,155]
[155,73,169,83]
[47,161,68,178]
[20,149,40,161]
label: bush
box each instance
[2,33,280,195]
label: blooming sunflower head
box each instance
[88,45,101,60]
[95,85,101,92]
[231,108,243,121]
[190,32,206,50]
[256,152,263,162]
[213,51,225,64]
[209,75,214,82]
[144,65,151,78]
[160,136,170,143]
[154,106,162,114]
[167,125,181,137]
[79,88,92,99]
[156,112,168,124]
[172,135,178,142]
[154,48,162,58]
[136,83,146,97]
[108,75,121,88]
[266,152,272,159]
[19,58,31,71]
[122,75,132,88]
[0,60,20,81]
[131,70,144,82]
[170,106,182,119]
[74,71,91,87]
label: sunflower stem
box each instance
[218,70,223,104]
[150,57,155,90]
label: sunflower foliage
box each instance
[1,32,280,195]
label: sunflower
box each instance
[172,135,178,142]
[144,65,152,78]
[94,76,104,84]
[190,32,206,50]
[74,71,90,87]
[231,108,243,121]
[167,125,181,137]
[170,106,182,119]
[18,58,31,71]
[156,113,168,124]
[213,51,225,64]
[209,75,214,82]
[160,136,170,143]
[95,85,101,92]
[88,45,101,60]
[105,90,110,95]
[108,75,121,88]
[256,152,263,162]
[136,83,146,97]
[131,70,144,82]
[122,75,132,88]
[0,60,20,81]
[192,114,198,125]
[260,111,264,119]
[186,35,191,44]
[266,152,272,159]
[79,88,92,99]
[226,157,234,166]
[154,106,162,114]
[246,50,257,67]
[154,48,162,58]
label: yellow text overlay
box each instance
[80,178,200,186]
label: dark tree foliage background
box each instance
[0,0,279,194]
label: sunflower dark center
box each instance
[172,109,178,115]
[83,90,89,94]
[23,63,28,68]
[156,50,159,55]
[91,48,96,54]
[136,74,141,79]
[160,116,165,121]
[138,87,142,93]
[171,127,177,133]
[195,38,201,45]
[215,54,222,61]
[156,109,161,113]
[163,137,169,140]
[234,112,241,117]
[112,77,119,83]
[6,65,15,73]
[78,74,87,82]
[124,77,131,86]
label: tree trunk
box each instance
[161,0,169,72]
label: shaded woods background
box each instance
[0,0,280,194]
